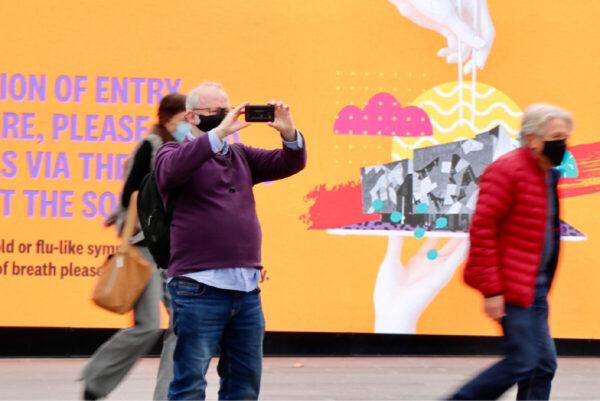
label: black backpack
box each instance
[137,172,180,269]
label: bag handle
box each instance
[119,191,139,254]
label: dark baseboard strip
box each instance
[1,328,599,357]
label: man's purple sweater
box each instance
[154,133,306,277]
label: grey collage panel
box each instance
[361,159,412,214]
[412,131,494,214]
[361,125,510,216]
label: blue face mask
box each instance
[172,121,191,143]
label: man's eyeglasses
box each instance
[193,107,229,115]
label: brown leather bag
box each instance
[92,192,154,314]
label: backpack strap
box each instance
[164,182,182,221]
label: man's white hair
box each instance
[185,81,225,111]
[520,103,573,141]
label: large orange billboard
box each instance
[1,0,600,339]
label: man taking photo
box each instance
[155,82,307,400]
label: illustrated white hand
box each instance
[374,236,468,333]
[389,0,495,74]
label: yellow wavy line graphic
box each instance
[433,85,496,99]
[420,101,523,117]
[390,82,523,160]
[429,119,520,135]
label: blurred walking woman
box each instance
[82,93,188,400]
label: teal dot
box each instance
[427,249,439,260]
[414,228,426,239]
[435,217,448,229]
[372,199,385,211]
[390,211,403,223]
[415,203,429,214]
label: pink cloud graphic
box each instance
[333,92,432,137]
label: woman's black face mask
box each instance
[543,138,567,166]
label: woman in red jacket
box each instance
[450,103,573,400]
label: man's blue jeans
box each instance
[167,278,265,401]
[451,289,557,400]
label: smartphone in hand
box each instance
[244,104,275,122]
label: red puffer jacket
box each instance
[464,147,559,308]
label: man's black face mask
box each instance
[196,109,227,132]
